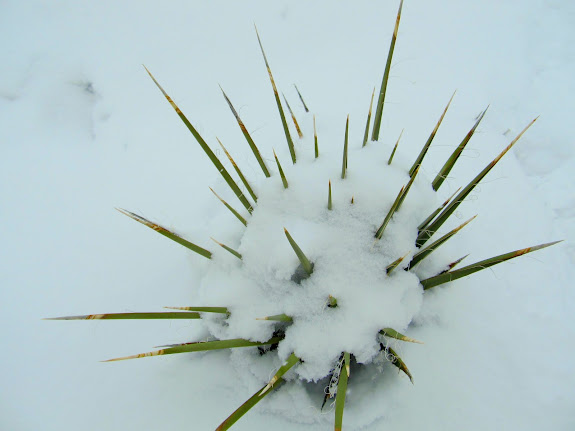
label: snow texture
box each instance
[1,0,574,430]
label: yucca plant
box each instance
[47,1,559,429]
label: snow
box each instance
[201,142,433,389]
[2,0,574,430]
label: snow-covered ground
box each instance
[1,1,574,429]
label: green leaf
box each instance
[334,352,350,431]
[417,187,461,234]
[375,185,405,240]
[259,353,300,395]
[209,187,248,227]
[44,312,201,321]
[328,180,333,210]
[314,115,319,158]
[211,237,243,260]
[408,91,456,177]
[216,353,300,430]
[416,117,538,247]
[256,314,293,322]
[395,165,420,211]
[103,336,284,362]
[294,84,309,112]
[143,66,253,214]
[438,254,469,274]
[409,215,476,269]
[387,129,403,165]
[371,0,403,141]
[273,150,289,189]
[384,345,413,383]
[219,88,271,177]
[284,228,314,277]
[164,306,229,314]
[116,208,212,259]
[421,240,561,290]
[216,382,284,431]
[283,93,304,139]
[362,88,375,148]
[217,138,258,203]
[386,252,409,274]
[255,26,296,164]
[380,328,423,344]
[432,105,488,191]
[341,115,349,179]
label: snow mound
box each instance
[198,138,437,392]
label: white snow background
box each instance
[1,0,574,429]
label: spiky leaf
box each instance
[44,312,201,321]
[294,84,309,112]
[164,306,229,314]
[259,353,300,395]
[386,252,409,274]
[375,185,405,240]
[216,353,300,430]
[396,165,420,211]
[217,138,258,203]
[362,88,375,147]
[284,228,314,276]
[432,105,488,191]
[438,254,469,274]
[143,66,253,213]
[416,118,538,247]
[103,336,284,362]
[409,215,476,269]
[314,115,319,158]
[256,314,293,322]
[371,0,403,141]
[219,88,271,178]
[417,187,461,233]
[274,150,289,189]
[341,115,349,179]
[384,345,413,383]
[116,208,212,259]
[211,237,243,260]
[283,93,304,138]
[421,240,561,290]
[408,91,456,177]
[380,328,423,344]
[388,129,403,165]
[210,187,248,227]
[255,26,296,163]
[334,352,350,431]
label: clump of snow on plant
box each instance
[199,138,437,383]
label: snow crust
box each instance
[199,140,436,384]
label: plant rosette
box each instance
[47,1,559,429]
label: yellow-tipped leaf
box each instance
[255,26,296,163]
[143,66,253,213]
[216,353,300,430]
[408,91,456,177]
[371,0,403,141]
[219,88,271,177]
[421,240,561,290]
[416,118,538,247]
[104,336,284,362]
[116,208,212,259]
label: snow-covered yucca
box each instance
[47,2,559,430]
